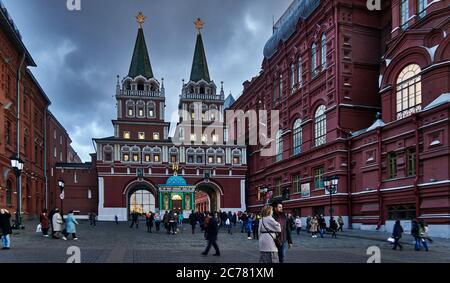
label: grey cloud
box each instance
[3,0,291,161]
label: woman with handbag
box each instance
[258,205,282,263]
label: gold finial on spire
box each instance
[172,162,179,176]
[136,12,146,28]
[194,18,204,32]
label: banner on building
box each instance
[301,183,310,198]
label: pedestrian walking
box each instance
[39,209,50,237]
[412,219,428,251]
[318,215,326,238]
[89,212,97,226]
[170,211,177,234]
[155,213,161,232]
[329,217,338,238]
[145,212,154,233]
[178,212,184,231]
[130,211,139,229]
[338,216,344,232]
[271,200,293,263]
[306,216,311,233]
[189,211,197,234]
[295,216,302,235]
[392,220,403,250]
[52,208,66,240]
[0,209,12,250]
[65,211,79,240]
[259,205,282,263]
[418,220,430,251]
[246,214,254,239]
[202,213,220,256]
[114,215,119,225]
[253,215,259,240]
[225,217,233,234]
[203,214,210,239]
[310,216,319,238]
[163,211,170,233]
[49,208,56,237]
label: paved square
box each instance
[1,220,449,263]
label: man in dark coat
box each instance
[392,220,404,250]
[0,209,13,250]
[272,200,293,263]
[130,212,139,229]
[202,213,220,256]
[189,211,197,234]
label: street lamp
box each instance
[324,176,339,222]
[10,155,24,229]
[58,179,65,215]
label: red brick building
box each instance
[93,16,247,221]
[233,0,450,238]
[0,2,51,220]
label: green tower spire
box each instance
[128,12,154,79]
[189,18,211,83]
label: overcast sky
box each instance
[3,0,291,161]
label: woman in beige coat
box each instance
[258,205,282,263]
[309,216,319,238]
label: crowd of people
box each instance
[38,208,79,241]
[0,203,434,259]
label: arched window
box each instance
[131,146,140,163]
[147,101,156,118]
[232,149,242,165]
[121,146,131,162]
[314,105,327,147]
[103,145,113,162]
[152,147,161,163]
[196,148,205,164]
[136,100,145,118]
[6,180,12,206]
[142,147,152,163]
[136,79,145,91]
[273,80,278,103]
[293,119,302,155]
[216,148,225,164]
[298,57,303,87]
[279,74,283,99]
[126,101,135,117]
[290,63,295,91]
[311,42,317,76]
[401,0,409,28]
[207,148,215,164]
[396,64,422,120]
[321,33,327,69]
[417,0,427,18]
[187,148,195,164]
[209,104,218,121]
[169,147,179,163]
[276,130,283,162]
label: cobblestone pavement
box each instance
[1,221,449,263]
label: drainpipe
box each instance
[413,114,420,218]
[44,109,48,209]
[376,128,383,229]
[346,139,353,229]
[16,52,26,219]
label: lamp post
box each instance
[58,179,65,215]
[10,155,24,229]
[324,176,339,221]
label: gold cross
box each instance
[136,12,146,28]
[194,18,204,32]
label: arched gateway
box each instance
[125,181,157,220]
